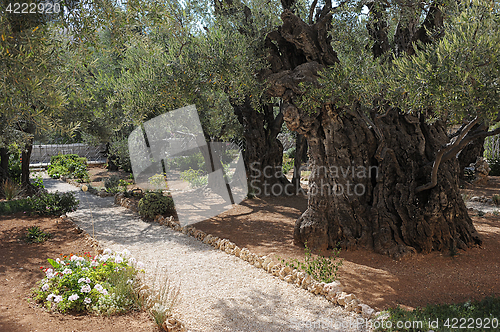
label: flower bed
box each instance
[33,249,143,315]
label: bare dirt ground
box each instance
[0,212,156,332]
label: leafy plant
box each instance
[24,226,52,243]
[138,192,175,220]
[285,147,296,159]
[282,159,294,176]
[104,175,121,193]
[279,242,343,283]
[0,198,32,215]
[118,179,129,192]
[168,153,205,171]
[29,191,79,216]
[376,296,500,332]
[148,173,167,190]
[32,249,143,315]
[1,178,23,200]
[180,168,208,188]
[31,174,45,189]
[47,154,89,182]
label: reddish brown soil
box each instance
[90,167,500,311]
[0,212,156,332]
[194,187,500,312]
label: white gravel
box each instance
[40,172,372,332]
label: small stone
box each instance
[284,275,294,283]
[233,246,241,257]
[337,293,356,306]
[324,281,343,294]
[359,304,375,319]
[203,234,213,244]
[345,299,359,311]
[301,274,313,289]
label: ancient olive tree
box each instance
[263,0,499,258]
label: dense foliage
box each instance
[138,192,175,220]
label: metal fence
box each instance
[485,135,500,160]
[29,143,107,166]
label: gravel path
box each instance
[40,173,371,332]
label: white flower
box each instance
[86,277,91,283]
[81,284,91,293]
[68,294,79,301]
[103,248,112,255]
[56,258,61,264]
[45,268,53,275]
[41,283,49,292]
[121,249,131,257]
[126,279,133,285]
[54,295,63,303]
[82,267,89,271]
[76,261,82,267]
[101,289,108,296]
[99,255,110,262]
[70,255,78,261]
[94,284,104,292]
[114,256,123,264]
[137,261,144,269]
[78,278,86,283]
[90,260,99,267]
[62,268,72,275]
[46,293,55,301]
[129,257,136,265]
[84,297,91,304]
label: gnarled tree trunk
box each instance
[232,99,290,196]
[264,7,482,258]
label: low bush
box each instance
[279,242,343,283]
[47,154,89,182]
[168,153,205,171]
[282,159,294,176]
[285,147,296,159]
[29,191,79,216]
[180,168,208,188]
[24,226,52,243]
[0,198,32,215]
[138,192,175,220]
[488,157,500,176]
[33,249,143,315]
[104,175,121,193]
[376,296,500,332]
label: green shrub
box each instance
[47,154,89,182]
[180,168,208,188]
[104,175,120,193]
[30,191,79,216]
[488,157,500,176]
[376,296,500,332]
[0,198,32,215]
[279,242,343,283]
[32,249,142,315]
[31,174,45,189]
[148,173,167,189]
[108,139,132,173]
[24,226,52,243]
[138,192,175,220]
[168,153,205,171]
[285,147,296,159]
[282,159,294,176]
